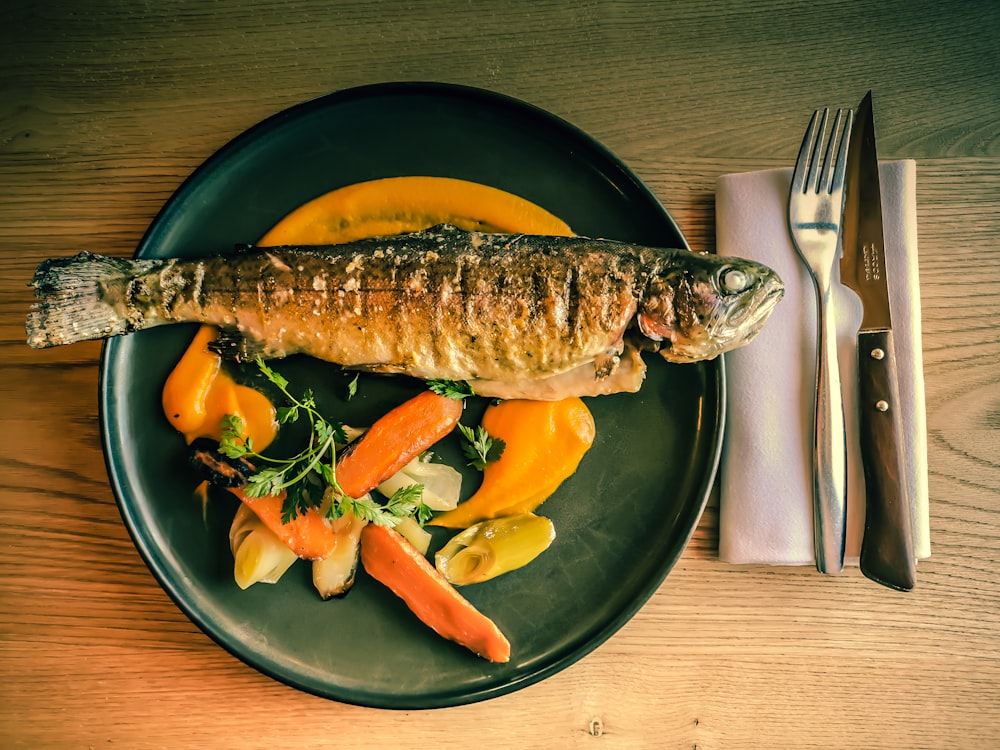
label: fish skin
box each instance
[26,225,783,398]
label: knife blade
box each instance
[841,91,916,591]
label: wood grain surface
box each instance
[2,0,999,748]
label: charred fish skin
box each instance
[26,225,783,396]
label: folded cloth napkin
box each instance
[716,160,930,565]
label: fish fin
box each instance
[26,252,150,348]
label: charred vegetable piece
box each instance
[312,512,367,599]
[436,513,556,586]
[189,438,255,488]
[360,524,510,662]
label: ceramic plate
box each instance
[100,82,723,708]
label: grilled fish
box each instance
[26,225,783,399]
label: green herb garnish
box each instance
[427,379,475,401]
[458,423,506,470]
[220,358,429,526]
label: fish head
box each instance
[637,252,783,362]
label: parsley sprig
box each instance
[428,379,505,470]
[458,423,505,470]
[219,358,431,526]
[427,379,475,401]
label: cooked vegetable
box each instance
[392,515,432,556]
[219,361,439,528]
[435,513,555,586]
[360,524,511,662]
[311,511,367,599]
[189,437,255,488]
[227,487,338,561]
[336,390,463,500]
[229,504,298,589]
[430,398,596,528]
[376,455,462,512]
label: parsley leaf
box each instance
[427,379,475,401]
[458,423,506,470]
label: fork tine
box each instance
[830,109,854,193]
[805,108,829,193]
[818,109,842,193]
[791,109,822,195]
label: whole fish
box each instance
[26,225,783,399]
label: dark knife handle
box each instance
[857,329,916,591]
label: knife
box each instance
[841,91,916,591]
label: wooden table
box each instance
[3,1,998,747]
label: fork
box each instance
[788,107,853,574]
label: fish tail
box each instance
[26,252,157,348]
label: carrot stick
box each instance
[336,390,463,499]
[360,524,511,662]
[228,488,338,561]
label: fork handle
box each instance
[812,281,848,574]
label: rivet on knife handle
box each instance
[857,329,916,591]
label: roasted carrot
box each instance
[360,524,511,662]
[227,488,338,561]
[336,390,463,499]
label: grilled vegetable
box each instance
[335,390,463,500]
[360,524,511,662]
[311,512,366,599]
[435,513,555,586]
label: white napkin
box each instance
[716,160,930,565]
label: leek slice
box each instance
[435,513,555,586]
[229,504,298,589]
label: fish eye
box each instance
[719,266,750,294]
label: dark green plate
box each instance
[100,82,723,709]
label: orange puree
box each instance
[162,325,277,449]
[429,398,595,529]
[258,176,573,246]
[163,176,572,447]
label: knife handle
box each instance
[857,329,917,591]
